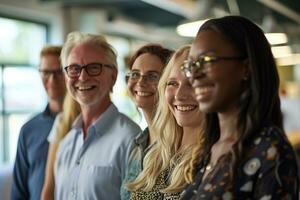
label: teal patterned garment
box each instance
[180,126,299,200]
[121,128,153,200]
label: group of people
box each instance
[11,15,299,200]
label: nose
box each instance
[78,67,89,81]
[175,84,189,101]
[188,69,205,85]
[136,75,148,85]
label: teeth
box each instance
[77,86,93,91]
[136,91,152,97]
[176,105,196,111]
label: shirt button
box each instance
[76,160,80,165]
[71,190,76,198]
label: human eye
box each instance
[68,64,80,72]
[147,72,160,81]
[130,71,141,79]
[166,80,178,87]
[87,63,101,73]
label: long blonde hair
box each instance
[127,46,203,193]
[53,93,81,153]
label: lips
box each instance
[175,105,197,112]
[76,85,96,91]
[135,91,153,97]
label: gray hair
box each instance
[60,31,117,68]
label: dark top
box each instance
[181,126,299,200]
[11,105,56,200]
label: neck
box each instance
[181,126,201,148]
[81,100,111,138]
[48,99,63,113]
[218,109,239,142]
[142,109,156,145]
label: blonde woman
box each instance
[41,93,81,200]
[127,46,204,199]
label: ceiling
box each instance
[40,0,300,26]
[39,0,300,49]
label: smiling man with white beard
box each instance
[54,31,141,200]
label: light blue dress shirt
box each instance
[54,104,141,200]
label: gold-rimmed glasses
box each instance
[181,54,246,78]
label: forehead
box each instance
[40,54,60,69]
[67,43,110,64]
[131,53,164,72]
[190,30,237,59]
[168,54,187,79]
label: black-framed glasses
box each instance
[64,63,114,78]
[181,54,246,78]
[39,69,63,79]
[125,70,160,83]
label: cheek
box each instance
[65,78,76,90]
[127,82,135,96]
[164,88,174,107]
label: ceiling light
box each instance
[276,53,300,66]
[271,45,292,58]
[177,21,288,46]
[265,33,288,45]
[176,19,208,37]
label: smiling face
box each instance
[65,43,117,110]
[127,53,164,112]
[189,30,247,114]
[165,55,202,128]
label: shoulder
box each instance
[243,126,298,173]
[249,126,294,155]
[18,112,46,138]
[112,112,141,134]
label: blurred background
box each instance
[0,0,299,168]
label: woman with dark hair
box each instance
[180,15,299,199]
[121,44,174,199]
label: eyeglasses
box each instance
[125,71,160,83]
[39,69,63,79]
[64,63,114,78]
[181,54,246,78]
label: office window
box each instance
[0,16,47,164]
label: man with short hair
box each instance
[11,45,66,200]
[54,32,141,200]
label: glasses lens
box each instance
[145,72,160,82]
[40,69,63,79]
[128,71,141,81]
[86,63,102,76]
[66,65,80,77]
[39,71,50,79]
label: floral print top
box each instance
[181,126,299,200]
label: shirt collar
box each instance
[135,127,149,148]
[42,104,57,118]
[72,104,119,137]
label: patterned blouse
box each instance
[130,168,180,200]
[181,126,299,200]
